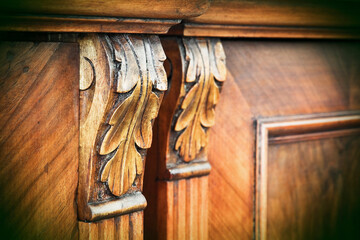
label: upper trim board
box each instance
[0,15,180,34]
[1,0,210,19]
[188,0,360,28]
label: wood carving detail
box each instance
[174,38,226,162]
[98,35,166,197]
[79,33,167,218]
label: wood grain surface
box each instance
[144,37,225,239]
[255,114,360,240]
[0,41,79,239]
[79,211,144,240]
[181,24,360,39]
[267,135,360,240]
[0,15,180,34]
[207,39,360,239]
[145,177,208,240]
[188,0,360,27]
[182,0,360,38]
[1,0,209,19]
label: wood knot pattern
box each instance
[174,38,226,162]
[80,34,167,198]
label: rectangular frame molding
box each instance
[255,111,360,240]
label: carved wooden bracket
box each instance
[143,37,226,239]
[157,37,226,180]
[77,34,167,221]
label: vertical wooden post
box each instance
[144,37,226,240]
[77,34,167,239]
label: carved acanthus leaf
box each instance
[99,35,166,197]
[174,38,226,162]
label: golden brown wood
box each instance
[144,37,226,239]
[266,136,360,240]
[79,211,144,240]
[153,37,226,179]
[256,113,360,240]
[78,33,167,226]
[181,0,360,38]
[207,40,360,239]
[181,24,360,39]
[1,0,209,19]
[189,0,360,27]
[0,41,79,239]
[174,38,226,162]
[148,177,208,240]
[0,15,180,34]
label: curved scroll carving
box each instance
[99,36,166,196]
[174,38,226,162]
[78,34,167,221]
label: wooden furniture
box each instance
[1,0,360,239]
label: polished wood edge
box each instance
[1,0,210,20]
[255,111,360,240]
[269,128,360,145]
[164,162,211,180]
[188,0,360,28]
[260,112,360,136]
[84,192,147,222]
[181,23,360,39]
[0,15,180,34]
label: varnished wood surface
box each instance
[0,41,79,238]
[144,37,225,239]
[267,135,360,239]
[255,113,360,240]
[0,15,180,34]
[180,24,360,39]
[207,39,360,239]
[189,0,360,27]
[145,177,208,240]
[78,34,166,225]
[182,0,360,38]
[79,211,144,240]
[1,0,209,19]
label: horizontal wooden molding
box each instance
[78,33,167,221]
[0,15,180,34]
[166,162,212,180]
[188,0,360,28]
[87,192,147,222]
[180,24,360,39]
[255,111,360,240]
[1,0,209,19]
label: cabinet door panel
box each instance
[208,40,360,239]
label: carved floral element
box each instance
[99,35,167,197]
[174,38,226,162]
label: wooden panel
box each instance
[268,136,360,240]
[79,211,143,240]
[0,41,79,238]
[208,40,360,239]
[255,114,360,240]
